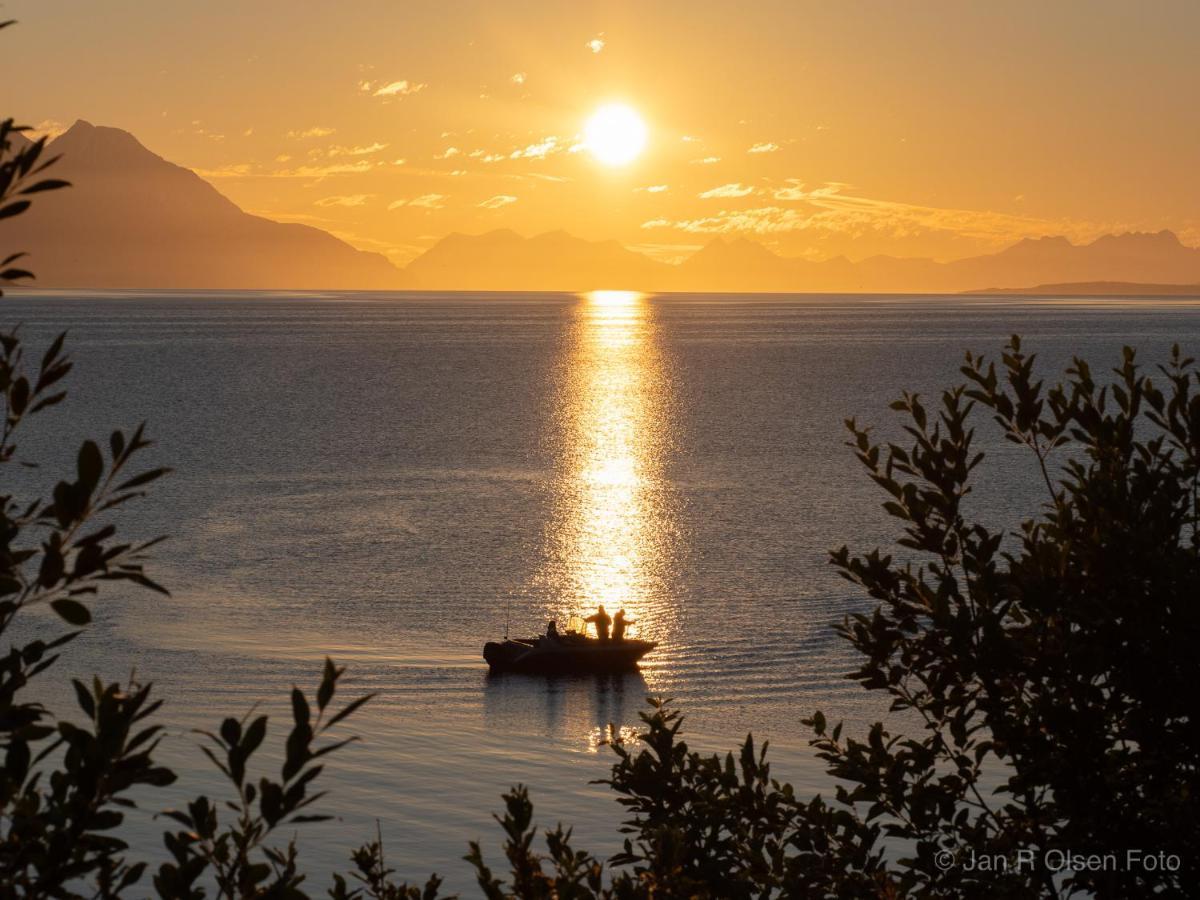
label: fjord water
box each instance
[7,291,1200,888]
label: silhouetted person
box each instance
[545,619,559,642]
[612,609,636,642]
[586,604,612,641]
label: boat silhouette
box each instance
[484,617,655,674]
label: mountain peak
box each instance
[1091,229,1183,249]
[50,120,153,164]
[690,235,780,262]
[1013,235,1074,248]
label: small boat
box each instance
[484,632,656,674]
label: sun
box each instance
[584,104,647,166]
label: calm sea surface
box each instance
[5,290,1200,891]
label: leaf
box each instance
[220,717,241,747]
[77,440,104,491]
[321,693,375,733]
[317,657,337,711]
[0,200,31,220]
[51,598,92,625]
[115,467,172,492]
[242,714,268,755]
[73,679,96,718]
[291,687,310,728]
[30,391,67,413]
[9,377,30,416]
[18,178,71,194]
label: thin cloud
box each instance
[315,194,372,207]
[326,142,389,157]
[748,142,780,154]
[510,137,560,159]
[478,194,518,209]
[196,160,379,179]
[26,119,67,140]
[586,36,606,53]
[691,156,721,165]
[511,72,527,85]
[281,160,376,177]
[390,193,447,210]
[193,163,254,178]
[638,185,669,193]
[360,79,426,98]
[699,183,756,199]
[645,180,1112,245]
[287,126,335,139]
[435,147,461,159]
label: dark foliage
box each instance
[809,336,1200,898]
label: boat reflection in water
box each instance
[489,290,680,746]
[482,670,648,754]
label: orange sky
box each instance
[4,1,1198,266]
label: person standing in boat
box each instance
[612,608,636,642]
[586,605,612,641]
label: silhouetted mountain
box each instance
[405,228,674,291]
[941,232,1200,290]
[2,121,405,289]
[972,280,1200,296]
[381,227,1200,293]
[675,238,805,291]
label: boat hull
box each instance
[483,637,655,674]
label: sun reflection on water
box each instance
[537,290,679,665]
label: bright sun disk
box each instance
[585,104,647,166]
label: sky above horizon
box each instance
[4,0,1198,267]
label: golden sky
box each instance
[5,0,1198,266]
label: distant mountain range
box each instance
[3,120,1200,294]
[973,281,1200,296]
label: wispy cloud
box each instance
[586,36,606,53]
[360,79,426,98]
[287,126,335,139]
[478,194,518,209]
[195,159,379,179]
[511,72,526,85]
[389,193,447,210]
[627,242,702,265]
[435,147,461,159]
[645,180,1110,245]
[325,142,389,157]
[637,185,669,193]
[699,183,756,199]
[510,137,561,160]
[748,142,780,154]
[691,156,721,165]
[26,119,67,140]
[315,194,373,208]
[190,120,225,142]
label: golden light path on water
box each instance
[537,290,679,685]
